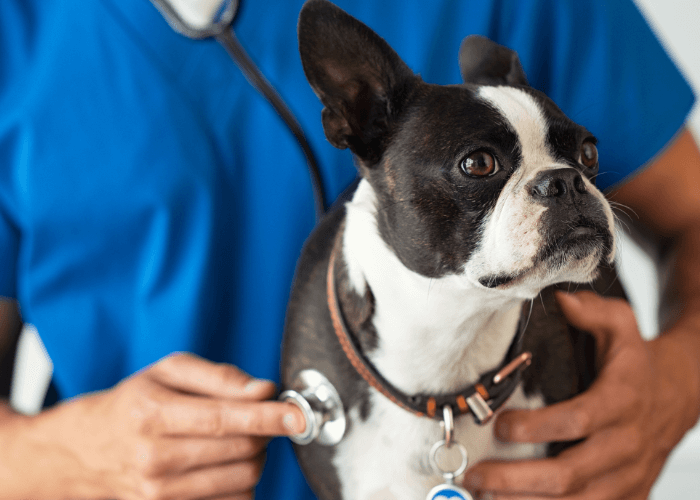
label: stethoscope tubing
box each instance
[150,0,328,220]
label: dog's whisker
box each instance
[539,290,547,313]
[589,169,611,182]
[523,298,535,332]
[608,200,639,220]
[600,272,621,296]
[612,212,632,234]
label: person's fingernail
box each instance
[244,379,272,392]
[284,413,304,434]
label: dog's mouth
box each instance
[537,219,612,263]
[478,219,612,289]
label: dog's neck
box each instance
[342,180,528,396]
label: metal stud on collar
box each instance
[492,352,532,384]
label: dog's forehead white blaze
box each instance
[478,86,553,172]
[466,86,555,287]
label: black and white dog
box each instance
[282,1,617,499]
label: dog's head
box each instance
[299,0,615,299]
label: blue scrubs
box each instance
[0,0,693,498]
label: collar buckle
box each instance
[465,391,494,425]
[466,352,533,425]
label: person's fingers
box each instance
[490,292,644,444]
[474,449,653,500]
[465,425,640,496]
[464,457,581,497]
[458,292,678,500]
[138,453,266,500]
[148,392,306,437]
[205,494,254,500]
[146,353,276,401]
[493,374,639,443]
[481,489,648,500]
[135,436,268,476]
[554,291,639,360]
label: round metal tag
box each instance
[426,483,474,500]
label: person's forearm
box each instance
[0,400,102,500]
[611,128,700,433]
[0,401,45,499]
[652,222,700,432]
[0,304,102,499]
[664,222,700,330]
[0,304,67,499]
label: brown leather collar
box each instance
[326,236,532,424]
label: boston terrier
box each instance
[281,1,618,499]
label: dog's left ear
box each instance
[459,35,528,86]
[298,0,417,164]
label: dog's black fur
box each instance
[282,2,624,498]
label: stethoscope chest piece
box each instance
[279,369,346,446]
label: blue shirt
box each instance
[0,0,693,498]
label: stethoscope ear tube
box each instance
[215,30,328,220]
[149,0,328,220]
[149,0,239,39]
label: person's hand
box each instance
[12,353,306,500]
[462,291,700,499]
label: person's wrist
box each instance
[0,401,106,500]
[0,401,21,419]
[649,329,700,435]
[0,407,44,499]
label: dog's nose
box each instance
[529,168,587,202]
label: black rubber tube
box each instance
[216,30,327,220]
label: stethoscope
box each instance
[151,0,328,221]
[150,0,345,445]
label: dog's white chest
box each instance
[333,387,546,500]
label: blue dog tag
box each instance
[426,483,474,500]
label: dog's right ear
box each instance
[298,0,416,164]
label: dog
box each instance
[281,1,618,499]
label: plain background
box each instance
[7,0,700,498]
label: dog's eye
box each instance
[580,140,598,168]
[461,151,497,177]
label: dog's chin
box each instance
[537,224,612,264]
[477,226,613,293]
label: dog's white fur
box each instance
[339,180,546,499]
[470,86,616,298]
[334,86,615,500]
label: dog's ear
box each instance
[298,0,416,164]
[459,35,528,86]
